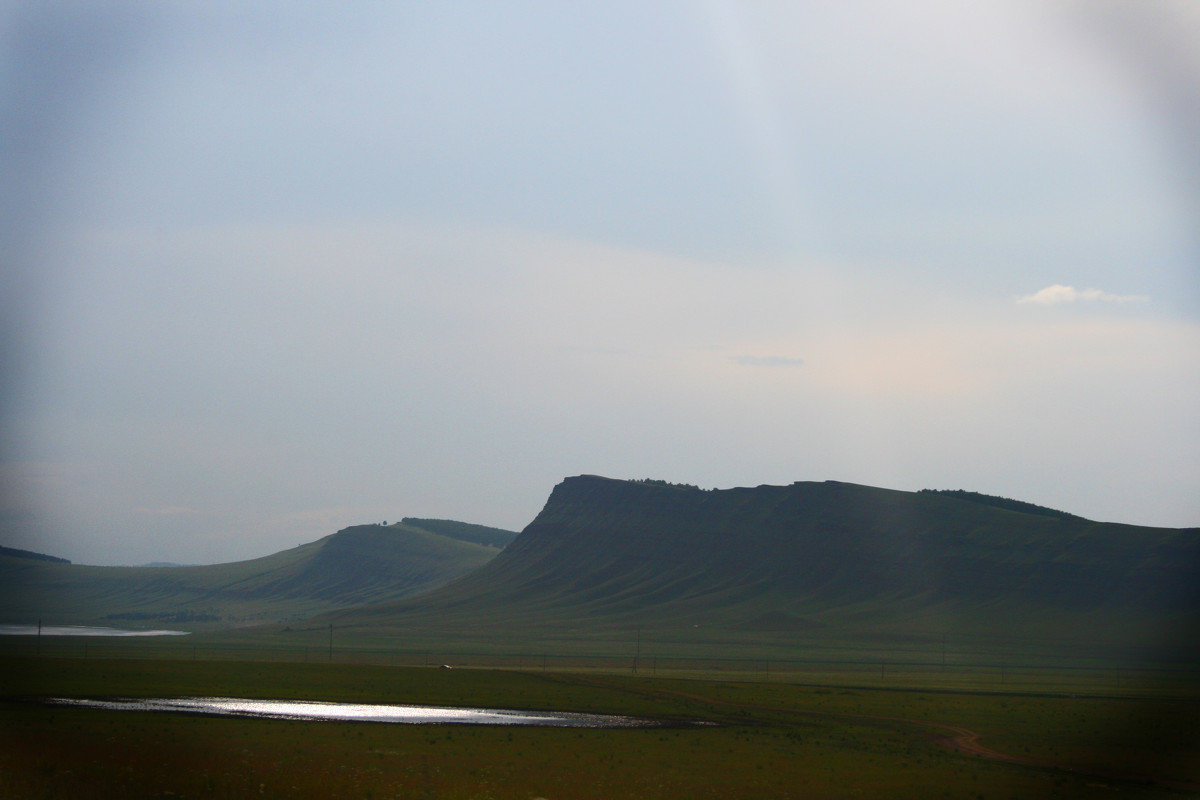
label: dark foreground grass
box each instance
[1,656,1197,799]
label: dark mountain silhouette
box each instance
[332,476,1200,656]
[0,545,70,565]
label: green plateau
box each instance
[5,475,1198,667]
[309,476,1199,666]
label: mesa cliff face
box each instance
[353,475,1200,639]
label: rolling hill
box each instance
[325,476,1200,658]
[0,519,517,629]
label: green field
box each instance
[2,652,1197,799]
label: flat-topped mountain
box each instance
[333,476,1199,652]
[0,519,517,629]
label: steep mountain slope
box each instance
[0,519,515,629]
[335,476,1200,651]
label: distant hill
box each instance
[0,519,516,629]
[329,476,1200,656]
[0,545,70,565]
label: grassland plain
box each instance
[1,656,1197,799]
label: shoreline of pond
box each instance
[0,624,189,637]
[41,696,668,727]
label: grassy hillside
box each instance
[0,519,515,630]
[400,517,519,548]
[321,476,1200,661]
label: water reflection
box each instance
[47,697,656,727]
[0,625,188,637]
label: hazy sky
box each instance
[3,1,1198,565]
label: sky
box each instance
[2,1,1198,565]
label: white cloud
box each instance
[1017,284,1149,305]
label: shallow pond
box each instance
[0,624,188,637]
[46,697,658,727]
